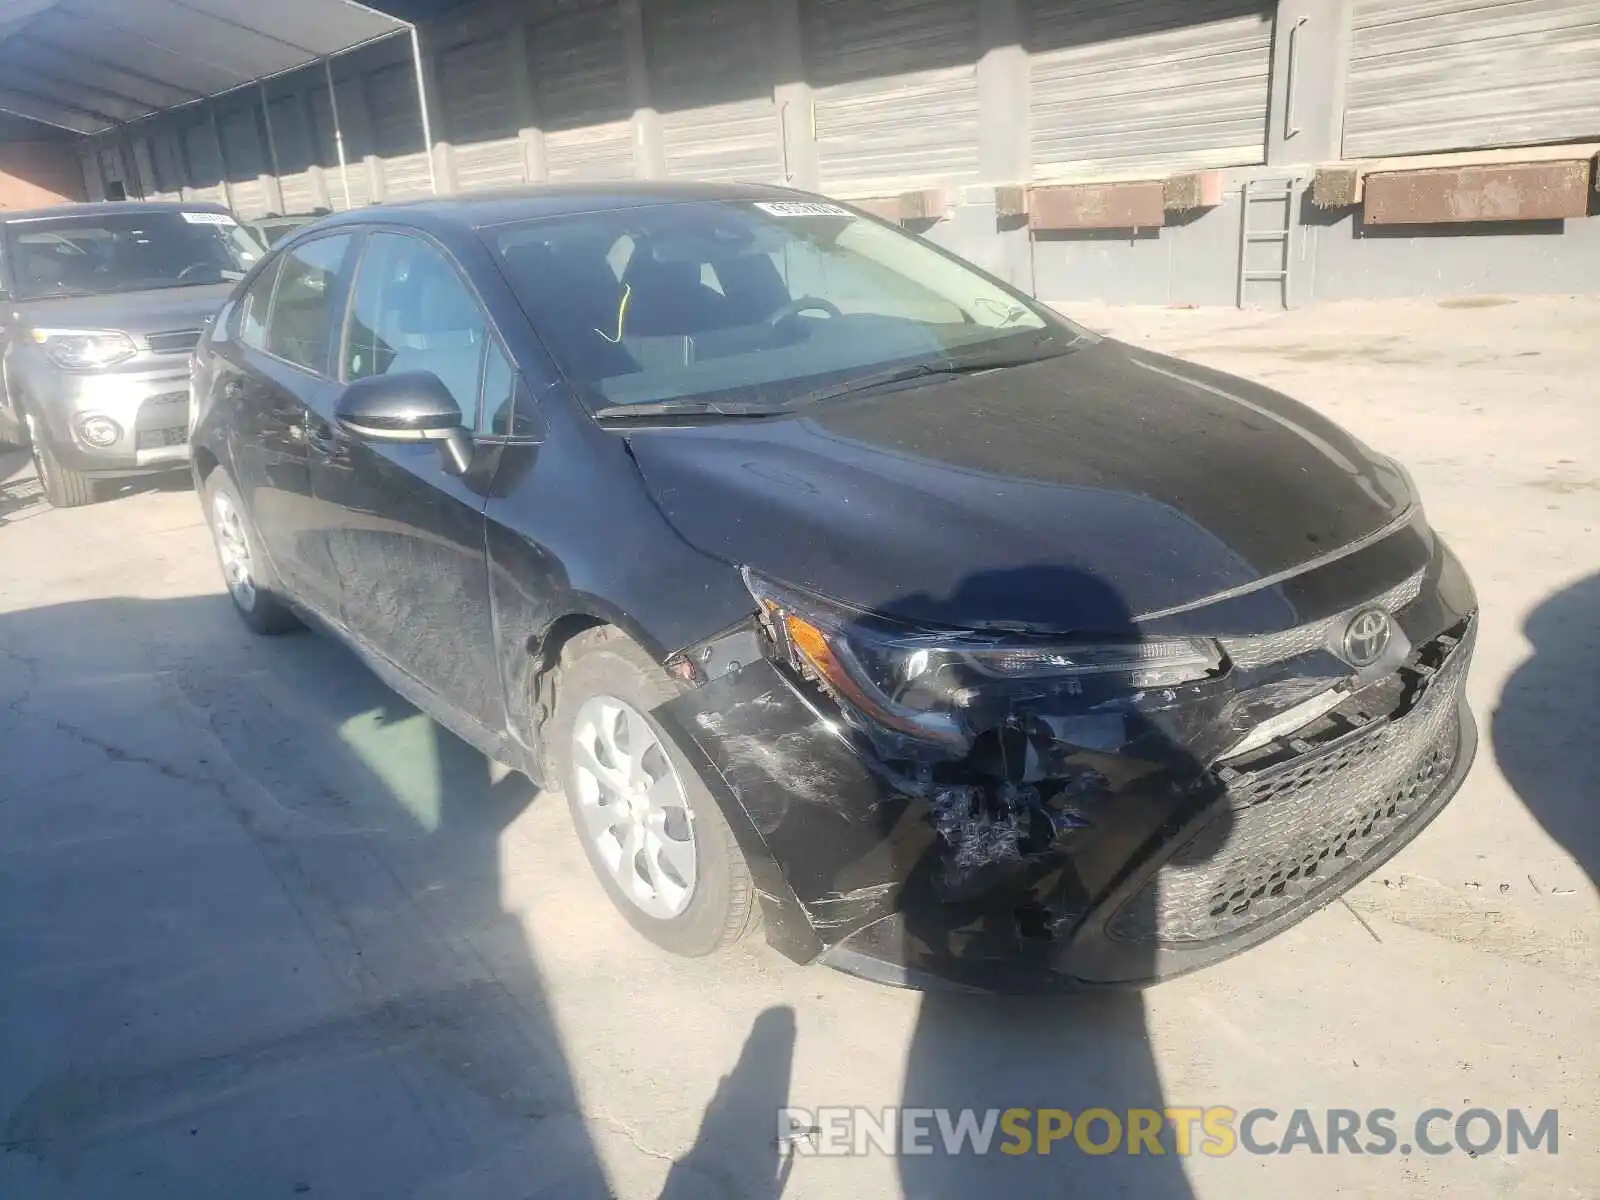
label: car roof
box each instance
[303,180,814,235]
[0,200,231,225]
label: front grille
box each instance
[1108,622,1474,946]
[147,329,202,355]
[1220,566,1427,670]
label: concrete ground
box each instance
[1,296,1595,1199]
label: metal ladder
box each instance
[1236,178,1297,310]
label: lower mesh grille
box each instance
[135,392,188,451]
[1108,624,1473,946]
[136,426,187,449]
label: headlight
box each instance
[30,328,138,370]
[744,570,1224,747]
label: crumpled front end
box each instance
[654,538,1479,992]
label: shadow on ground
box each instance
[865,567,1218,1198]
[1492,571,1600,890]
[0,592,792,1198]
[1,578,1230,1198]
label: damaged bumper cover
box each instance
[655,542,1479,992]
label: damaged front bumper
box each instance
[654,543,1479,992]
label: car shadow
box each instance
[0,590,796,1198]
[869,566,1228,1197]
[1492,571,1600,891]
[98,467,196,504]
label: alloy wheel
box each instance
[210,490,258,613]
[570,694,698,920]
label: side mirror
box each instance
[335,371,474,475]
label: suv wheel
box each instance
[25,411,99,508]
[553,628,758,957]
[203,468,302,635]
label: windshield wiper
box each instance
[590,339,1074,422]
[21,289,100,299]
[590,399,784,421]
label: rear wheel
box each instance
[203,468,302,635]
[553,628,757,957]
[25,411,99,508]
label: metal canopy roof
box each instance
[0,0,408,134]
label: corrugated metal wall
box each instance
[648,0,782,184]
[80,0,1600,217]
[441,37,525,192]
[533,0,636,183]
[802,0,982,195]
[217,104,269,217]
[268,94,322,213]
[180,123,226,205]
[1028,0,1273,180]
[366,63,433,201]
[1345,0,1600,157]
[309,84,372,210]
[147,130,185,202]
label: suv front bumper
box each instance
[31,366,192,476]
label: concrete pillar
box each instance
[1267,0,1354,165]
[620,0,664,179]
[976,0,1029,185]
[307,165,333,211]
[771,0,818,190]
[508,22,547,183]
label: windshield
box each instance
[4,210,264,300]
[492,200,1090,415]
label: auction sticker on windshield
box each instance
[754,201,852,218]
[182,212,238,226]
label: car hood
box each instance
[624,339,1414,635]
[18,283,235,337]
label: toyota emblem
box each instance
[1342,608,1392,668]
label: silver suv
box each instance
[0,201,264,507]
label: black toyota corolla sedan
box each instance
[189,182,1477,991]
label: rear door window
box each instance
[264,234,353,374]
[236,258,283,351]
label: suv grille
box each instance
[147,329,202,355]
[1107,622,1474,946]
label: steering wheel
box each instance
[767,296,843,329]
[176,263,214,283]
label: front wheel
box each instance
[25,411,99,508]
[553,627,758,957]
[202,468,302,635]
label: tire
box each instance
[24,411,99,508]
[202,467,303,636]
[552,627,758,957]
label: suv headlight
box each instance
[744,570,1224,747]
[30,328,138,370]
